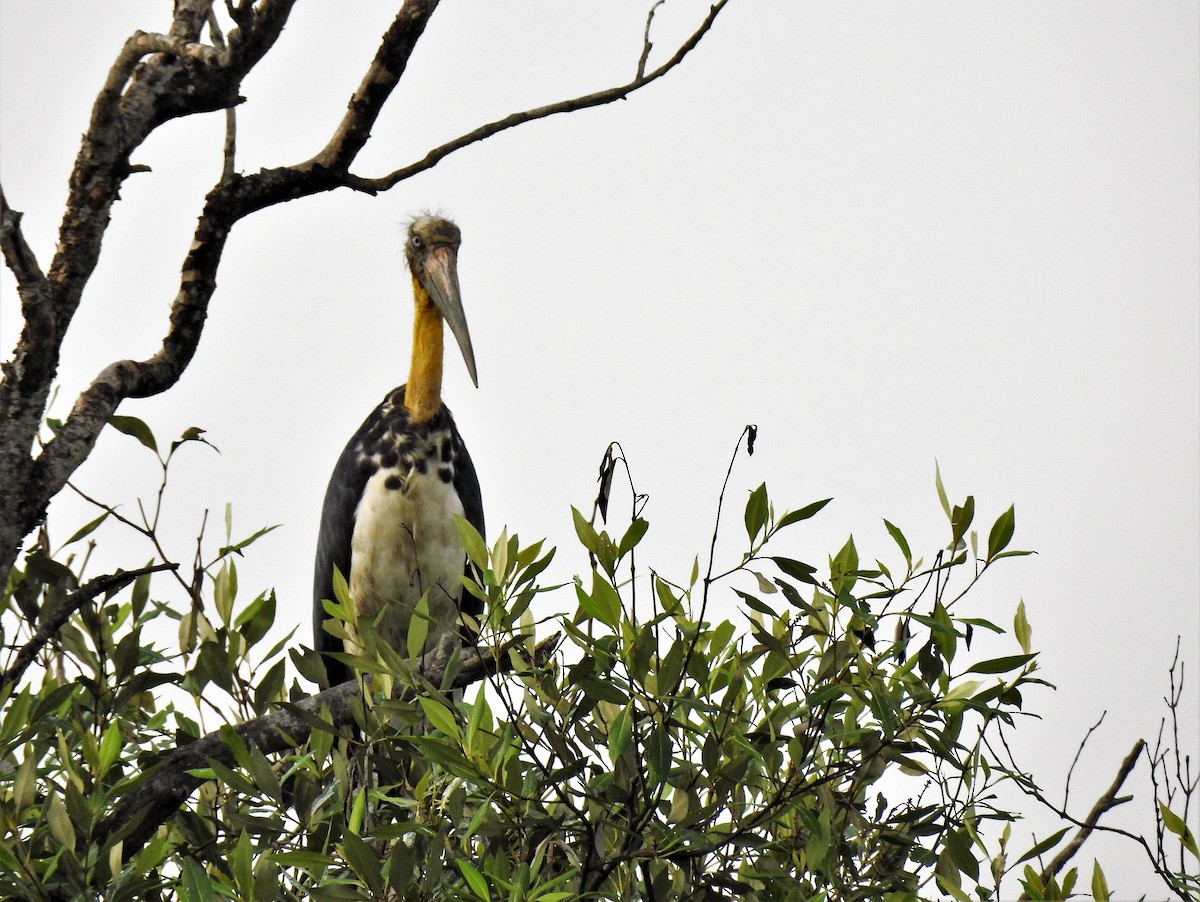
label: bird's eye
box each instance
[410,234,422,249]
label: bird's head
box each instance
[406,215,477,387]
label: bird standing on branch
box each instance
[313,215,484,688]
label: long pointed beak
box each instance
[420,245,478,387]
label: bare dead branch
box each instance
[0,186,45,291]
[312,0,440,171]
[1033,739,1145,892]
[95,633,560,858]
[638,0,667,80]
[171,0,216,42]
[345,0,730,193]
[205,10,238,181]
[0,563,177,693]
[98,30,224,105]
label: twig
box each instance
[345,0,730,193]
[637,0,667,79]
[1063,711,1106,811]
[0,563,177,692]
[206,9,238,182]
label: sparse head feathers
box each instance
[406,214,461,271]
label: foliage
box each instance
[0,423,1196,901]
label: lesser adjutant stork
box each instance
[313,215,484,687]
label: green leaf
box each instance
[236,591,277,647]
[775,497,833,530]
[571,507,601,554]
[931,600,956,663]
[455,515,488,570]
[883,519,912,568]
[457,860,489,900]
[64,511,110,546]
[213,561,236,627]
[745,483,769,541]
[608,704,632,764]
[465,688,489,755]
[646,723,672,788]
[588,571,622,629]
[232,828,253,897]
[573,676,628,705]
[491,528,510,582]
[950,495,975,550]
[98,720,123,777]
[1020,864,1045,896]
[419,697,461,740]
[341,830,384,896]
[1014,599,1032,655]
[1014,827,1069,866]
[734,589,776,618]
[218,524,281,558]
[965,653,1037,675]
[45,792,74,847]
[109,413,158,454]
[245,744,282,804]
[618,517,649,557]
[1061,867,1078,897]
[181,858,211,902]
[944,826,979,881]
[1160,801,1200,859]
[987,504,1016,561]
[1091,859,1110,901]
[771,556,818,585]
[831,535,858,595]
[935,460,951,519]
[407,592,430,659]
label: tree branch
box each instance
[343,0,730,193]
[0,186,45,291]
[1017,738,1146,899]
[0,186,54,456]
[0,563,177,693]
[95,633,560,857]
[312,0,439,170]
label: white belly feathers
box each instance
[348,464,466,658]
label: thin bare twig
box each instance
[1063,710,1106,811]
[637,0,667,79]
[206,10,238,181]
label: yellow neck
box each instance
[405,275,443,424]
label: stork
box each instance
[313,215,484,688]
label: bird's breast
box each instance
[348,440,467,656]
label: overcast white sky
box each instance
[2,1,1197,895]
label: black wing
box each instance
[312,403,379,688]
[450,419,486,630]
